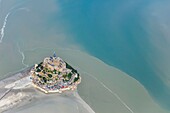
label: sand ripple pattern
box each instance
[80,71,134,113]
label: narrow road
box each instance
[0,88,13,100]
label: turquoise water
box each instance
[51,0,170,109]
[0,0,170,110]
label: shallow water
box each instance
[0,0,170,112]
[51,0,170,108]
[7,47,168,113]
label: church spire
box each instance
[53,51,57,58]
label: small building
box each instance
[30,53,81,94]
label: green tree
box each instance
[48,74,52,78]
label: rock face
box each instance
[30,53,81,93]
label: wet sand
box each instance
[0,66,95,113]
[2,48,169,113]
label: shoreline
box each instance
[0,67,32,88]
[73,91,95,113]
[0,48,169,113]
[0,67,95,113]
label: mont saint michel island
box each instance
[30,52,81,93]
[1,0,170,113]
[0,53,83,113]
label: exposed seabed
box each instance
[0,67,95,113]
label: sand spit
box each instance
[0,67,32,88]
[7,91,96,113]
[0,92,33,113]
[0,68,32,113]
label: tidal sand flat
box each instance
[9,92,95,113]
[22,48,170,113]
[0,47,169,113]
[0,0,170,112]
[61,49,170,113]
[0,58,95,113]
